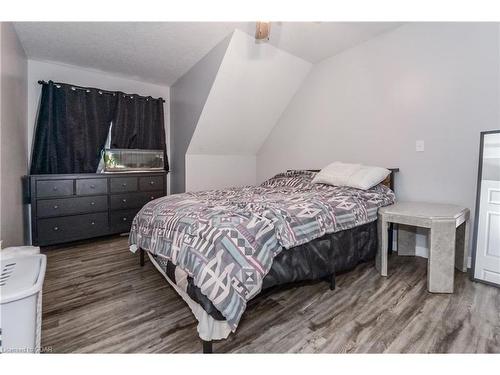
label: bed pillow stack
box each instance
[312,162,390,190]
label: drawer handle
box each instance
[122,183,127,187]
[91,221,95,225]
[52,187,58,191]
[90,184,96,189]
[90,201,95,206]
[122,217,128,222]
[122,199,127,203]
[53,226,59,231]
[150,181,155,185]
[53,205,59,209]
[150,196,155,200]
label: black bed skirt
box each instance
[262,220,377,289]
[154,221,378,321]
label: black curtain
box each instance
[111,93,169,171]
[30,82,116,174]
[30,81,168,174]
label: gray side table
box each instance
[377,202,470,293]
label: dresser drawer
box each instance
[37,212,108,244]
[110,191,164,210]
[142,190,165,204]
[37,180,74,198]
[76,178,108,195]
[37,195,107,218]
[139,175,164,191]
[110,177,138,193]
[110,209,139,233]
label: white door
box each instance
[474,180,500,285]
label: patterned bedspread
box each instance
[129,170,395,330]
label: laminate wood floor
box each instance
[41,235,500,353]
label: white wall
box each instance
[1,22,28,247]
[185,154,256,191]
[27,60,171,190]
[170,35,231,194]
[188,30,312,155]
[257,23,500,258]
[186,30,311,191]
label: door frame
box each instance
[470,129,500,287]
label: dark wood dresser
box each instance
[23,172,167,246]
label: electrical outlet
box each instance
[416,140,425,152]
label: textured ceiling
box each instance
[14,22,403,86]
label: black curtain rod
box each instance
[37,80,166,103]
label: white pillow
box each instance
[312,162,390,190]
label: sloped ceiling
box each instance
[13,22,402,85]
[187,30,312,155]
[266,22,403,63]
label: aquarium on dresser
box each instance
[99,149,165,173]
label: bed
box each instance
[129,169,397,353]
